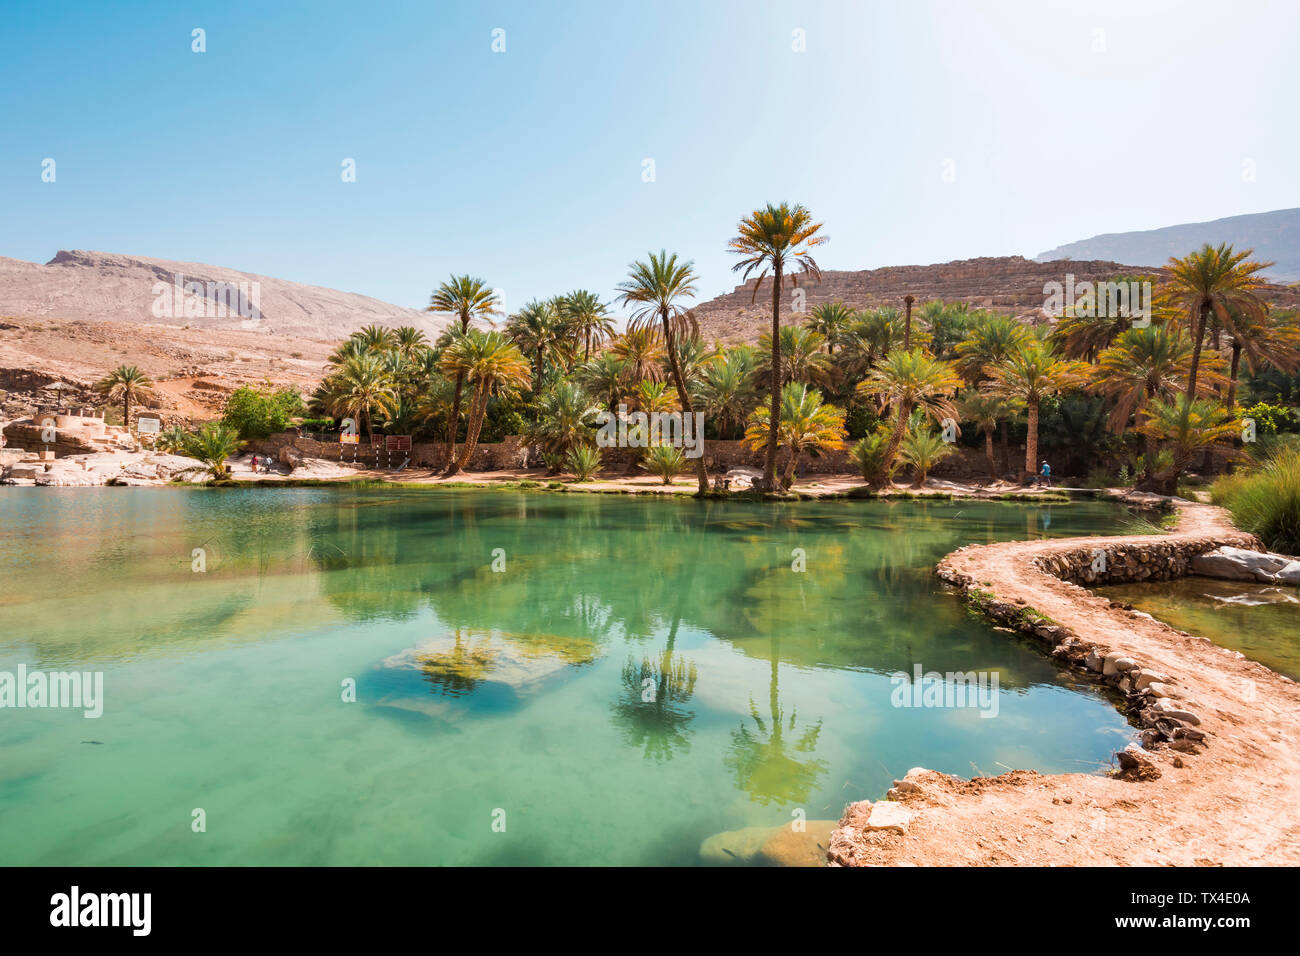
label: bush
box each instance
[221,385,304,439]
[566,445,602,482]
[642,444,685,484]
[1242,402,1300,436]
[1211,447,1300,553]
[850,426,897,484]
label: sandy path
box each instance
[829,500,1300,866]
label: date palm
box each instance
[608,327,666,385]
[330,353,399,446]
[559,289,616,362]
[525,381,601,463]
[986,342,1089,481]
[505,299,565,393]
[856,349,961,487]
[1165,243,1272,403]
[807,302,854,355]
[1219,306,1300,407]
[429,275,501,472]
[577,353,628,411]
[743,383,847,489]
[182,422,244,481]
[438,330,532,474]
[616,250,709,494]
[94,365,155,431]
[756,325,833,390]
[698,347,758,439]
[1137,397,1242,492]
[954,314,1032,385]
[393,325,428,360]
[1091,324,1222,463]
[959,392,1020,478]
[728,202,828,491]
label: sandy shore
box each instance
[827,500,1300,866]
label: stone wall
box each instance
[1032,539,1226,586]
[247,430,994,478]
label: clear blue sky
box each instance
[3,0,1296,313]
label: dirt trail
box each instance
[830,501,1300,866]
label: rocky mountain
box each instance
[1036,208,1300,282]
[0,249,454,340]
[691,254,1300,345]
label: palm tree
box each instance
[1165,244,1272,402]
[898,421,955,487]
[558,289,616,361]
[616,250,710,494]
[393,326,428,360]
[742,383,846,488]
[1050,274,1155,362]
[505,299,564,393]
[577,353,628,411]
[1091,324,1218,461]
[1219,307,1300,408]
[429,275,501,471]
[856,349,961,486]
[902,294,915,351]
[354,324,398,354]
[330,353,399,446]
[526,381,600,466]
[728,202,828,491]
[954,314,1033,385]
[986,342,1088,481]
[698,347,758,439]
[1137,397,1243,492]
[807,302,854,355]
[959,392,1018,478]
[183,422,244,480]
[630,380,679,416]
[94,365,155,431]
[438,330,532,474]
[755,325,833,389]
[608,327,666,385]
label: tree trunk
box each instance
[903,295,914,351]
[874,400,913,487]
[1185,300,1210,403]
[453,385,491,472]
[999,419,1010,476]
[983,428,996,478]
[782,448,800,488]
[1227,341,1242,408]
[443,314,471,476]
[1023,399,1039,482]
[761,264,783,491]
[661,308,710,495]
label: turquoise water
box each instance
[0,487,1137,865]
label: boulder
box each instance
[699,826,773,866]
[1192,546,1300,584]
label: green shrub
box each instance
[850,426,897,484]
[1242,402,1300,436]
[642,444,686,484]
[566,445,602,482]
[1211,447,1300,553]
[221,384,304,439]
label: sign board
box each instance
[339,432,359,444]
[136,416,162,434]
[385,435,412,451]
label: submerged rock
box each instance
[381,629,600,696]
[699,819,839,867]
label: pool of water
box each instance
[1097,577,1300,681]
[0,487,1138,865]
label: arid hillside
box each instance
[0,250,463,426]
[692,255,1300,344]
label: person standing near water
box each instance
[1038,460,1051,488]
